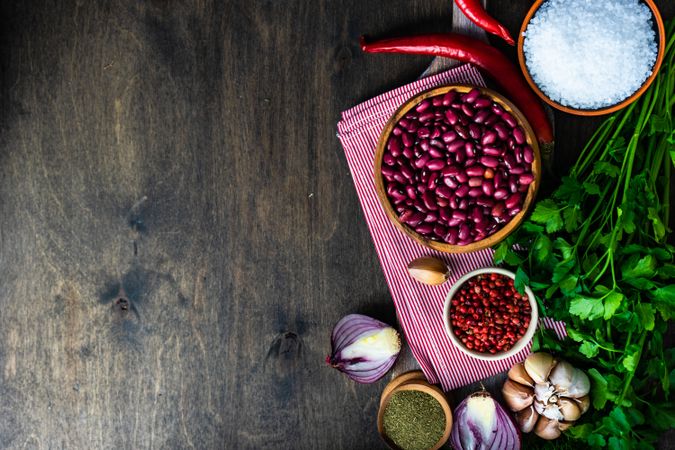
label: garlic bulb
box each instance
[502,352,591,440]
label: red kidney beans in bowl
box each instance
[381,88,535,246]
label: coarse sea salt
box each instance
[523,0,658,110]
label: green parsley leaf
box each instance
[647,207,666,241]
[533,235,553,263]
[579,340,599,358]
[563,205,582,233]
[621,254,657,279]
[603,291,624,320]
[570,295,604,320]
[608,436,629,450]
[493,241,509,264]
[587,368,609,409]
[609,407,631,433]
[530,199,564,233]
[514,267,529,294]
[566,328,588,343]
[583,181,601,195]
[636,303,655,331]
[587,433,606,447]
[568,423,592,439]
[621,350,640,372]
[593,161,621,178]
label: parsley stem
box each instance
[617,332,647,407]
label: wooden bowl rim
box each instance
[374,84,542,254]
[379,370,427,407]
[377,380,453,450]
[517,0,666,116]
[442,267,539,361]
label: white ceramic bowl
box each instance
[443,267,538,361]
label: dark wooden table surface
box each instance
[0,1,672,449]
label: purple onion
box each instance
[327,314,401,384]
[451,390,521,450]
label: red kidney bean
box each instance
[455,184,470,197]
[469,124,481,140]
[476,196,495,207]
[449,196,459,210]
[502,112,517,128]
[494,188,509,200]
[451,210,467,221]
[445,109,458,125]
[509,207,522,216]
[508,177,518,193]
[518,184,529,193]
[442,91,456,106]
[513,126,526,144]
[482,182,494,196]
[505,193,521,209]
[395,204,407,214]
[473,109,490,124]
[414,154,431,169]
[405,185,417,199]
[399,118,410,128]
[461,103,475,117]
[389,137,402,155]
[493,122,509,141]
[482,146,503,157]
[383,153,396,166]
[407,121,419,133]
[503,153,516,169]
[401,133,413,148]
[491,103,505,115]
[507,137,516,152]
[400,165,415,180]
[441,165,460,177]
[402,148,413,159]
[447,139,465,153]
[491,202,505,217]
[464,88,480,104]
[393,173,406,184]
[523,146,534,164]
[451,101,463,109]
[510,165,526,175]
[455,171,469,183]
[416,223,434,235]
[430,139,444,149]
[424,211,438,223]
[444,228,459,244]
[430,127,442,139]
[458,198,469,210]
[415,99,431,113]
[441,177,457,190]
[519,173,534,185]
[426,159,445,171]
[442,131,458,143]
[484,113,499,126]
[468,187,483,198]
[469,177,483,187]
[481,130,497,146]
[392,126,403,136]
[455,150,466,165]
[514,146,523,164]
[427,172,439,190]
[437,197,449,207]
[436,185,453,199]
[465,158,477,167]
[493,171,503,188]
[465,165,484,177]
[417,127,431,139]
[470,207,483,223]
[433,224,447,237]
[458,224,470,240]
[465,141,476,158]
[479,156,499,168]
[432,96,443,107]
[413,198,427,212]
[448,217,463,227]
[454,125,469,140]
[382,166,396,177]
[428,147,444,159]
[474,96,492,109]
[422,190,438,211]
[421,112,437,124]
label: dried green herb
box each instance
[382,390,446,450]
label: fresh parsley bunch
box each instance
[495,19,675,449]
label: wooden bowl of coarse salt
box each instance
[518,0,665,116]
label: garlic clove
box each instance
[516,405,539,433]
[558,398,581,421]
[534,399,546,415]
[534,417,562,440]
[558,421,574,431]
[575,395,591,414]
[541,403,564,421]
[407,256,450,285]
[549,360,574,392]
[566,368,591,398]
[508,363,535,387]
[525,352,556,384]
[502,379,534,412]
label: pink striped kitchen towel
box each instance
[337,64,565,391]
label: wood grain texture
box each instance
[0,1,672,449]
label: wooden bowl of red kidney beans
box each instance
[443,268,538,361]
[374,85,541,253]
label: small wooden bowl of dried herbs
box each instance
[377,371,452,450]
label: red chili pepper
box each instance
[455,0,515,46]
[360,33,554,145]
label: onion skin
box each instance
[451,390,521,450]
[327,314,401,384]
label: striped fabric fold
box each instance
[337,64,565,391]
